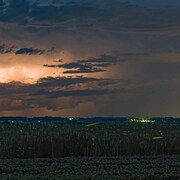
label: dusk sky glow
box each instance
[0,0,179,117]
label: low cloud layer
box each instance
[0,76,117,112]
[44,55,117,74]
[15,48,45,55]
[0,44,54,55]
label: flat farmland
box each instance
[0,122,179,179]
[0,123,179,158]
[0,155,180,179]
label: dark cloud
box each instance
[128,0,180,8]
[36,76,103,87]
[32,89,114,98]
[0,44,54,55]
[44,55,118,74]
[15,48,45,55]
[79,55,121,63]
[0,81,28,95]
[0,44,14,54]
[44,61,108,74]
[0,0,180,33]
[0,76,116,111]
[0,0,29,23]
[0,76,108,96]
[63,68,106,74]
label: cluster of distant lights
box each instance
[68,118,155,123]
[68,118,79,121]
[128,118,155,123]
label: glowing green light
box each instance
[86,122,100,127]
[129,118,155,123]
[152,137,162,140]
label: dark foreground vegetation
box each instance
[0,122,179,158]
[0,156,179,179]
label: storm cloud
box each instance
[0,76,117,112]
[15,48,45,55]
[0,0,180,117]
[43,55,115,74]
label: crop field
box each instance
[0,122,179,179]
[0,155,179,179]
[0,122,179,158]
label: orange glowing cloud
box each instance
[0,52,72,84]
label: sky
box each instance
[0,0,180,117]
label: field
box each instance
[0,156,179,179]
[0,122,179,158]
[0,122,179,179]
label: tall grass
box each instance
[0,123,179,158]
